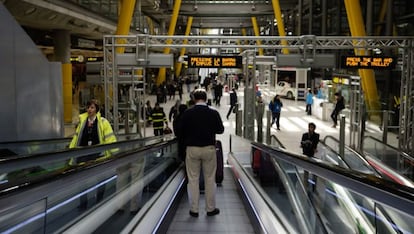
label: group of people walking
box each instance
[69,80,346,218]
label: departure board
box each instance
[341,56,396,69]
[187,55,242,68]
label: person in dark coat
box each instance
[178,89,224,217]
[269,95,283,130]
[173,104,189,161]
[301,122,320,157]
[149,103,168,136]
[226,88,238,119]
[331,92,345,128]
[301,122,320,191]
[214,82,224,106]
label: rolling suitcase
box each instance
[215,140,224,185]
[259,152,278,186]
[200,140,224,191]
[252,148,261,174]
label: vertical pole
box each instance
[339,115,346,159]
[236,108,242,137]
[383,110,389,144]
[266,110,271,144]
[54,29,72,124]
[321,0,327,35]
[256,102,264,142]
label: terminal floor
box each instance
[66,83,398,161]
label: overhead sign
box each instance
[332,75,350,85]
[341,56,396,69]
[276,54,336,68]
[187,55,242,68]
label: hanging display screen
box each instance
[341,56,397,69]
[187,55,242,68]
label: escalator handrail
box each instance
[363,135,414,163]
[0,139,179,233]
[322,135,378,173]
[270,134,285,149]
[227,151,295,233]
[0,137,71,145]
[251,141,414,217]
[0,135,174,173]
[0,133,162,159]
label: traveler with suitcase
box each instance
[177,88,224,217]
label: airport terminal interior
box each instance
[1,0,414,233]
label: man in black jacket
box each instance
[178,89,224,217]
[226,88,238,119]
[301,122,319,157]
[300,122,319,191]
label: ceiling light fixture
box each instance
[24,7,36,15]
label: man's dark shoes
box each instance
[189,210,199,217]
[207,208,220,216]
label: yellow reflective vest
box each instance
[69,112,117,164]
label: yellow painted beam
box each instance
[237,28,247,53]
[251,17,264,56]
[271,0,289,54]
[375,0,388,36]
[115,0,136,54]
[62,63,72,123]
[147,16,155,35]
[344,0,380,116]
[157,0,182,85]
[175,16,193,78]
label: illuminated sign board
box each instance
[187,55,242,68]
[341,56,396,69]
[332,76,350,85]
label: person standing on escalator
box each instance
[300,122,319,191]
[178,89,224,217]
[69,99,117,209]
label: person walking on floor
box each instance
[305,88,314,115]
[149,102,168,136]
[269,95,283,130]
[177,89,224,217]
[330,92,345,128]
[226,88,238,119]
[214,81,224,106]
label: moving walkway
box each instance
[1,135,414,233]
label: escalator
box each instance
[0,137,71,158]
[0,133,146,158]
[323,135,414,187]
[363,136,414,184]
[249,136,414,234]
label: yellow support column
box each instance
[157,0,182,85]
[62,63,72,123]
[236,28,247,53]
[251,17,264,56]
[175,16,193,78]
[375,0,388,35]
[344,0,380,116]
[147,16,155,35]
[271,0,289,54]
[115,0,136,53]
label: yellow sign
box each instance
[341,56,396,69]
[187,55,242,68]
